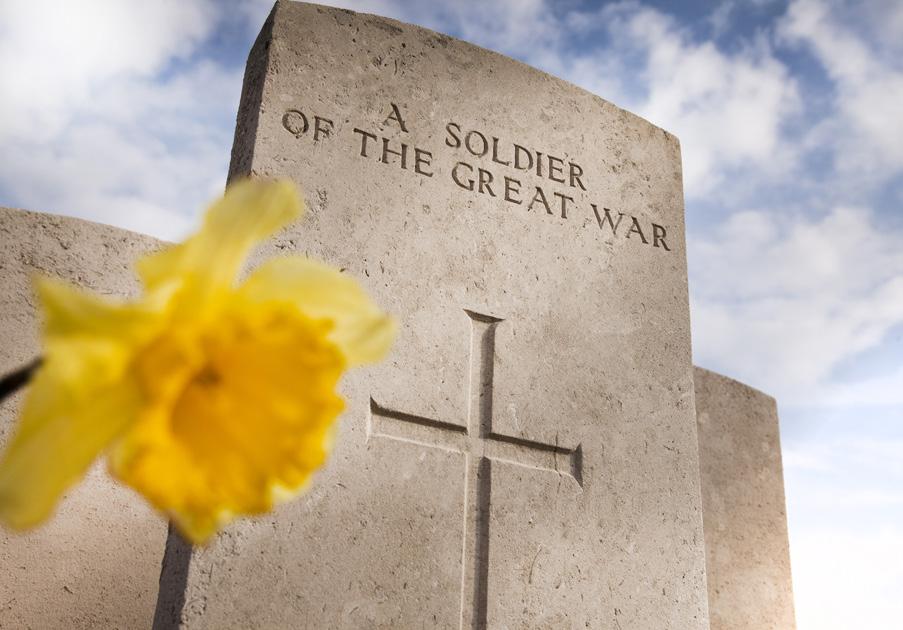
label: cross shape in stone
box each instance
[368,309,583,630]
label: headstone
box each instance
[0,208,168,629]
[157,2,709,628]
[694,367,797,630]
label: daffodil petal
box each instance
[0,278,152,529]
[239,257,396,366]
[0,356,142,529]
[35,276,161,344]
[137,180,302,308]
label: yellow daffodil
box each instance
[0,180,394,543]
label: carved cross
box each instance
[369,310,583,630]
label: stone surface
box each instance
[694,367,796,630]
[0,207,168,629]
[157,3,709,629]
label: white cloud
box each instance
[690,205,903,404]
[0,59,242,240]
[323,0,561,61]
[707,1,737,39]
[780,0,903,182]
[790,528,903,630]
[786,437,903,495]
[823,365,903,407]
[236,0,279,33]
[0,0,216,142]
[0,0,237,240]
[591,3,801,198]
[783,446,833,474]
[784,432,903,630]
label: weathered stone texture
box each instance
[695,366,797,630]
[0,207,167,629]
[158,3,709,629]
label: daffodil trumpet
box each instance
[0,179,395,544]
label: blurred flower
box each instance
[0,180,394,543]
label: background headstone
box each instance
[694,366,797,630]
[0,208,167,629]
[156,2,709,628]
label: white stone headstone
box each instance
[0,207,167,629]
[156,2,709,628]
[694,367,797,630]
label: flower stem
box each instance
[0,358,41,404]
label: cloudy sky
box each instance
[1,0,901,627]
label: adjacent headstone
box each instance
[0,208,168,628]
[694,367,796,630]
[157,3,709,628]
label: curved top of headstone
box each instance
[260,0,676,134]
[231,1,683,188]
[0,207,164,327]
[693,366,777,408]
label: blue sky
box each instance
[1,1,901,627]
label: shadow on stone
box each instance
[152,524,192,630]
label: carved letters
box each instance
[281,103,672,252]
